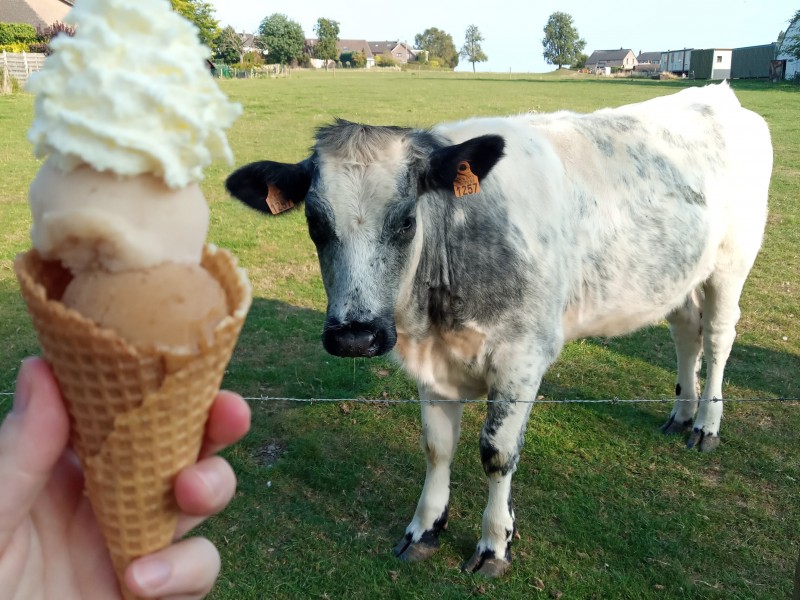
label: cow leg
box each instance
[661,290,703,435]
[687,272,746,452]
[462,392,535,578]
[394,384,464,562]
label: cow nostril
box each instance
[323,320,392,358]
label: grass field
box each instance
[1,70,799,599]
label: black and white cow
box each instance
[226,82,772,576]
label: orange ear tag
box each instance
[266,184,296,215]
[453,161,480,198]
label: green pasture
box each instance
[1,70,799,599]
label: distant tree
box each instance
[216,25,244,64]
[460,24,487,72]
[572,52,588,69]
[170,0,221,49]
[340,49,367,68]
[314,18,340,69]
[541,12,586,69]
[258,13,305,65]
[414,27,459,69]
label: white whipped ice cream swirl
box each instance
[27,0,241,189]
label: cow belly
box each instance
[562,252,715,341]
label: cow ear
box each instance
[423,135,505,193]
[226,159,313,216]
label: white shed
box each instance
[777,13,800,80]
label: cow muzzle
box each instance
[322,317,396,358]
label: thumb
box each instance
[0,357,70,550]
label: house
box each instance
[239,32,259,54]
[636,51,662,65]
[585,49,638,71]
[368,41,417,64]
[0,0,73,30]
[777,12,800,80]
[635,51,662,73]
[305,38,375,68]
[660,49,693,75]
[690,48,732,79]
[338,39,375,67]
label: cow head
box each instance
[226,120,504,358]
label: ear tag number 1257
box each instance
[453,161,480,198]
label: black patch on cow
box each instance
[412,182,532,330]
[420,505,449,543]
[226,159,313,215]
[305,188,338,248]
[676,383,682,396]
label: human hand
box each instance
[0,357,251,599]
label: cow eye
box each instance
[400,216,416,233]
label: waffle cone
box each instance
[14,245,252,600]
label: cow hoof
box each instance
[660,415,693,435]
[462,551,510,577]
[686,428,720,452]
[393,534,440,562]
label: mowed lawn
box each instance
[1,71,799,599]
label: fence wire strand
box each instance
[1,392,798,408]
[242,396,799,405]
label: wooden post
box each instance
[1,50,9,94]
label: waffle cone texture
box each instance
[14,245,252,600]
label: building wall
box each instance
[0,0,73,29]
[663,49,692,73]
[778,19,800,80]
[732,43,777,78]
[689,49,731,80]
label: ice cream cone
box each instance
[14,244,252,600]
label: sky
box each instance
[208,0,797,73]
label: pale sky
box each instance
[208,0,796,73]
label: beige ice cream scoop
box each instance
[62,262,228,351]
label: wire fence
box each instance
[1,391,799,408]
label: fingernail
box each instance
[130,557,172,592]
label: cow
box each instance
[225,82,772,577]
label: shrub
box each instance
[376,54,397,67]
[0,23,38,45]
[0,42,31,53]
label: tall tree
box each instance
[541,12,586,70]
[414,27,459,69]
[258,13,305,65]
[459,25,487,73]
[313,18,340,69]
[216,25,244,64]
[170,0,220,50]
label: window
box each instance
[716,55,722,63]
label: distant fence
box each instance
[1,50,46,93]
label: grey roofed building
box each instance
[368,41,417,63]
[0,0,73,30]
[637,51,663,64]
[586,49,638,70]
[337,39,374,59]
